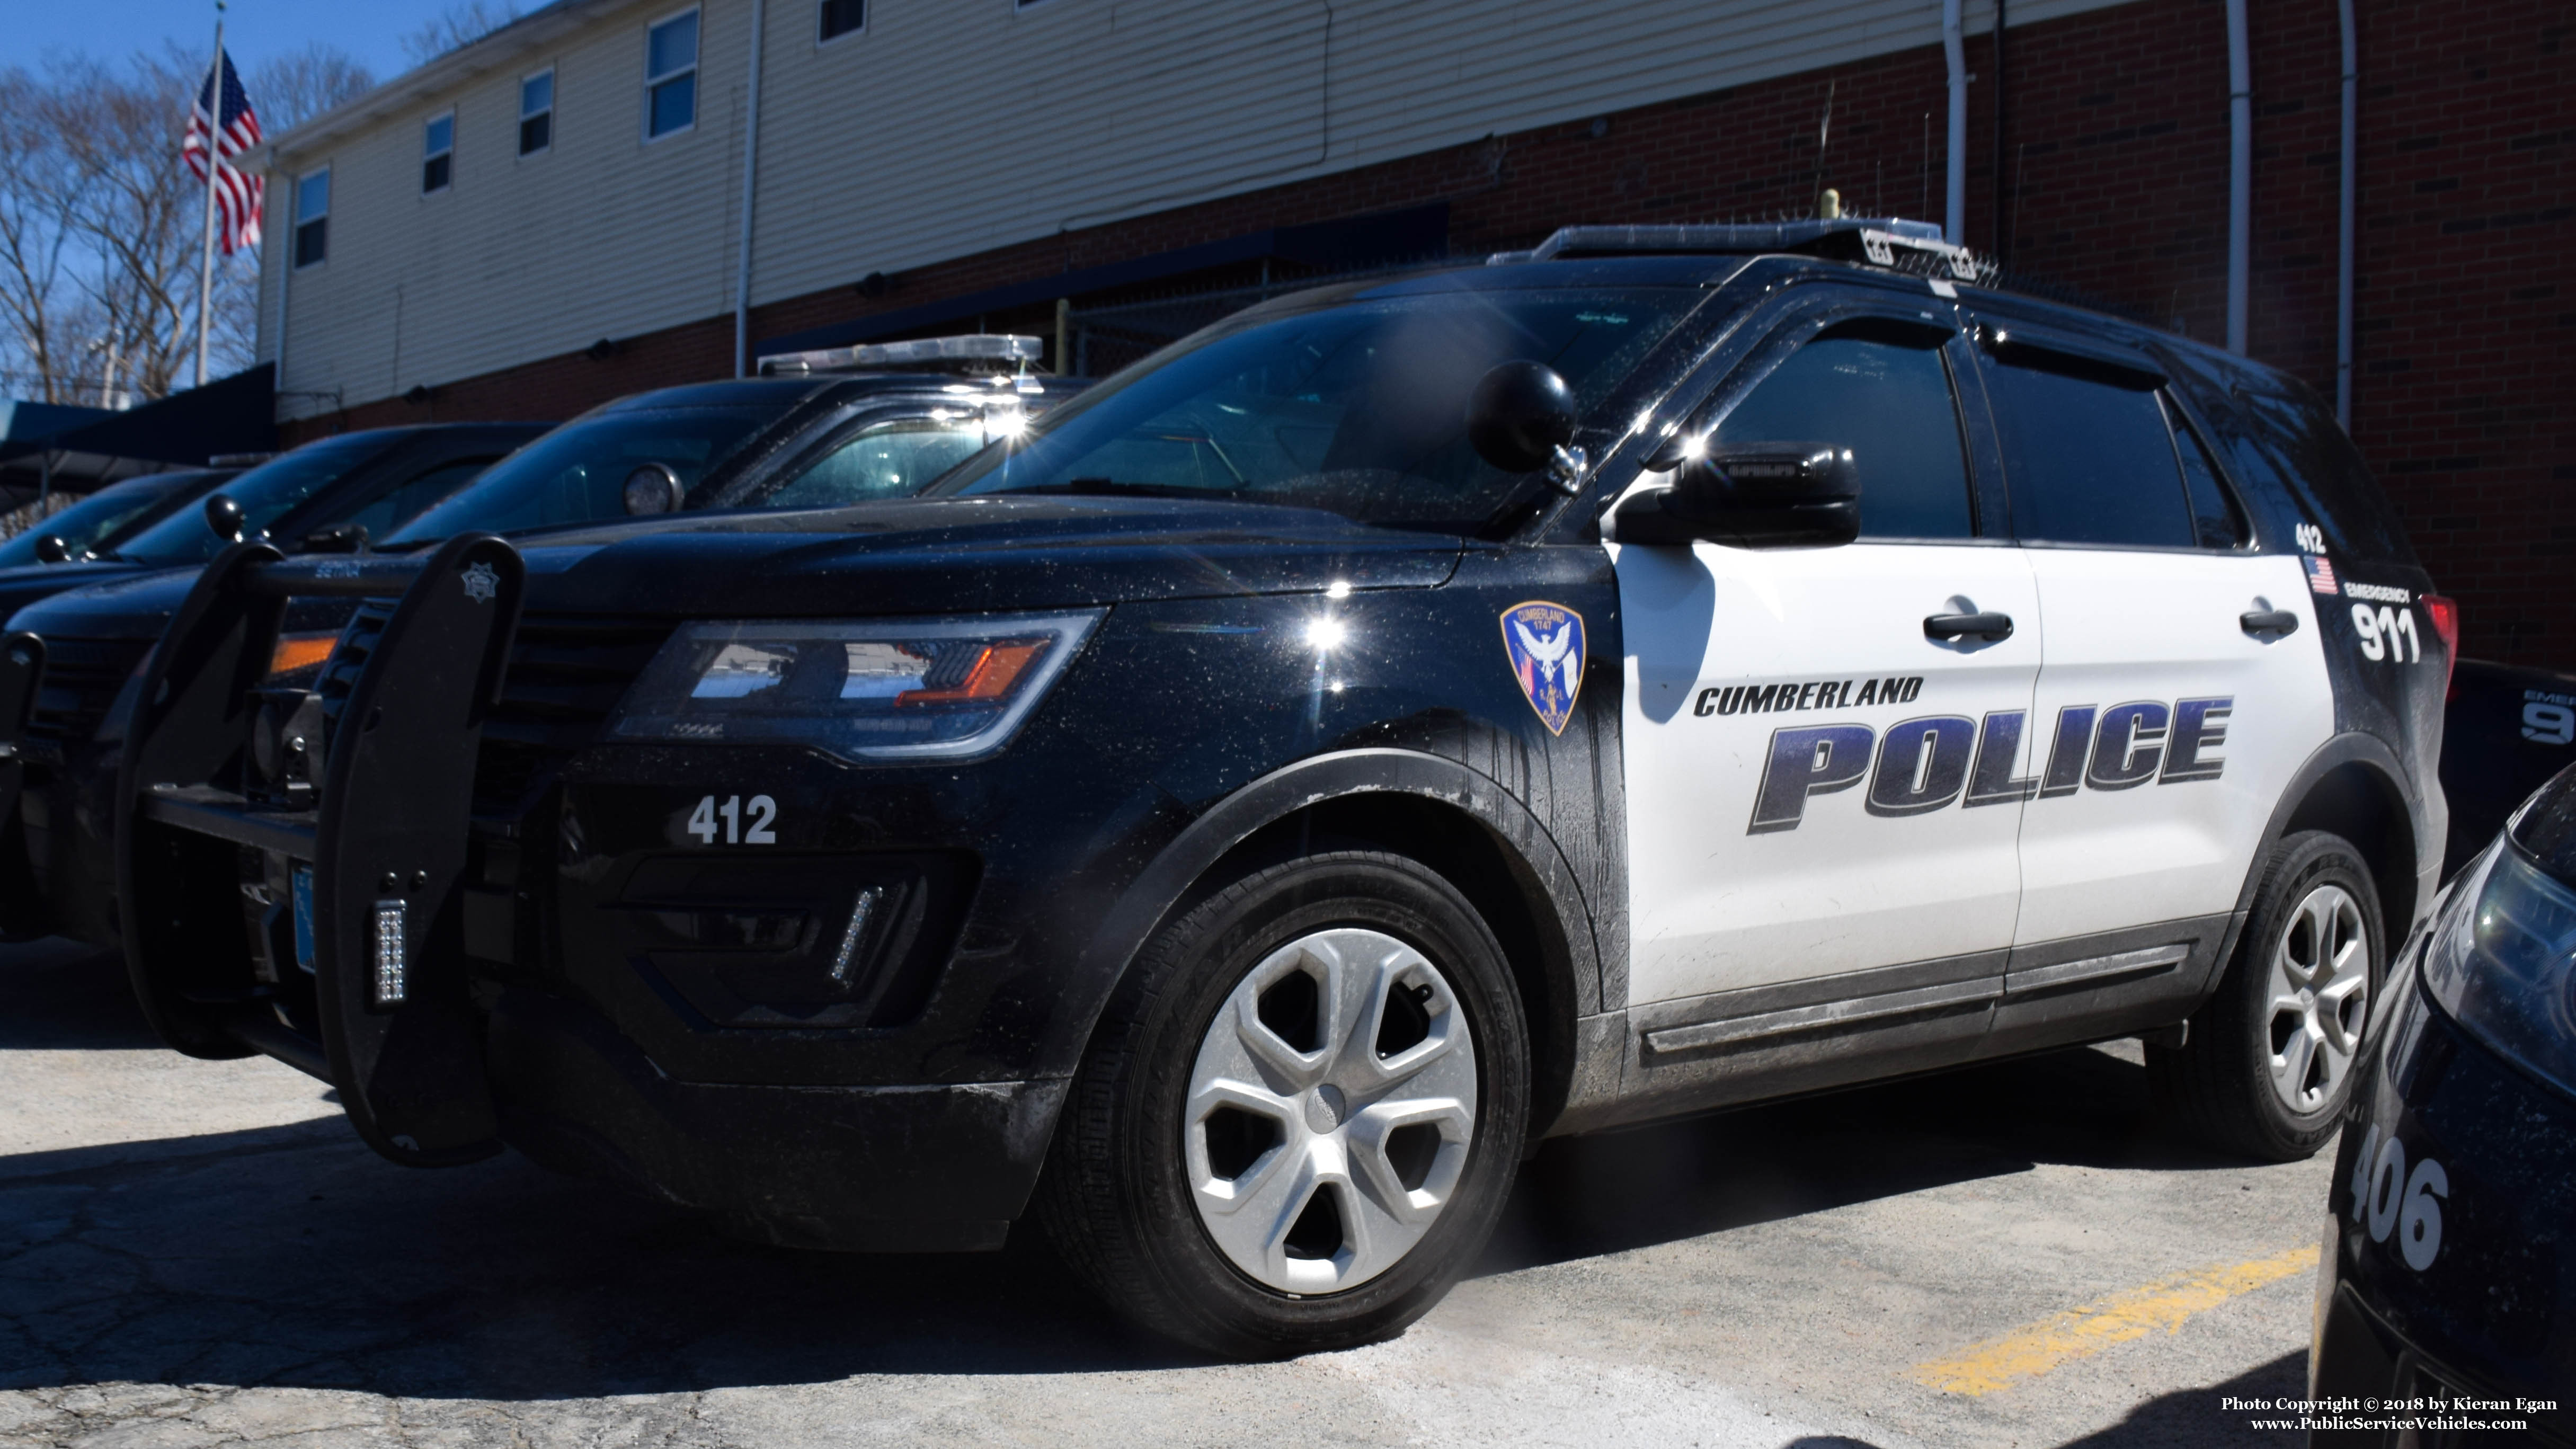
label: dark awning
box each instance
[756,204,1451,358]
[0,363,274,496]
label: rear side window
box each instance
[1715,324,1975,540]
[1986,356,2193,548]
[2221,383,2417,565]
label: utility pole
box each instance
[193,2,226,390]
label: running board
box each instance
[2002,943,2189,998]
[1642,976,2000,1056]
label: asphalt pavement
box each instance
[0,936,2331,1447]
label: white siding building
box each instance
[254,0,2127,425]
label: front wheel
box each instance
[2150,830,2384,1161]
[1037,850,1529,1359]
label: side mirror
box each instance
[1465,361,1579,475]
[203,494,245,542]
[622,462,683,517]
[32,535,70,564]
[1610,442,1860,548]
[297,522,368,554]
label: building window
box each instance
[645,9,698,139]
[422,112,454,193]
[519,69,554,155]
[294,168,328,266]
[820,0,865,41]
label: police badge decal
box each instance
[1500,600,1585,735]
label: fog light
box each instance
[828,887,882,986]
[373,898,408,1006]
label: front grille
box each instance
[478,615,670,814]
[25,636,150,748]
[313,608,665,816]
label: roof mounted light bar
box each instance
[757,333,1044,378]
[1487,219,1987,282]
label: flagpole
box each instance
[193,1,226,389]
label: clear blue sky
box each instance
[14,0,457,87]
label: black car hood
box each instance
[519,496,1462,615]
[252,496,1464,618]
[0,561,164,636]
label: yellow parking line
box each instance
[1911,1243,2321,1397]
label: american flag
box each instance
[182,49,264,255]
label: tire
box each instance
[1037,850,1530,1359]
[2149,830,2384,1161]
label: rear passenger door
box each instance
[1619,297,2040,1013]
[1974,322,2335,976]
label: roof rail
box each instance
[757,333,1044,378]
[1487,219,1986,282]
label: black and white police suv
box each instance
[114,220,2452,1358]
[2310,764,2572,1441]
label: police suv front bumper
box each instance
[116,539,1069,1248]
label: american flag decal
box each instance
[183,49,265,255]
[2304,554,2340,595]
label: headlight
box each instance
[606,612,1100,761]
[2421,841,2576,1099]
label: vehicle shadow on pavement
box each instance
[0,938,2257,1401]
[1485,1038,2257,1272]
[2052,1349,2306,1446]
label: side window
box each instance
[422,112,454,194]
[1986,354,2194,548]
[294,168,329,268]
[820,0,866,41]
[763,420,987,509]
[645,10,699,139]
[519,70,554,156]
[331,457,495,543]
[1714,323,1975,540]
[2168,403,2250,549]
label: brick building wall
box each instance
[295,0,2571,665]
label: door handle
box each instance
[1924,611,2014,642]
[2240,609,2300,639]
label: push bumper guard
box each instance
[117,535,523,1167]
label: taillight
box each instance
[2422,594,2460,699]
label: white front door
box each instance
[1621,541,2041,1005]
[1616,307,2040,1008]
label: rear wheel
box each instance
[2150,830,2383,1160]
[1037,850,1529,1359]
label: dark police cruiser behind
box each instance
[112,218,2453,1358]
[2309,762,2574,1443]
[0,341,1080,949]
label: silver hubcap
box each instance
[2264,883,2370,1114]
[1183,928,1478,1294]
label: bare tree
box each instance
[0,68,110,405]
[402,2,525,66]
[0,43,370,406]
[254,44,378,133]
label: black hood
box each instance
[259,496,1464,618]
[0,561,158,636]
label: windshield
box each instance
[116,434,394,565]
[932,285,1695,532]
[385,407,774,544]
[0,474,203,566]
